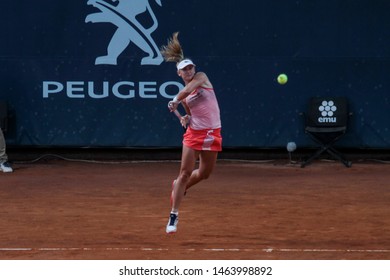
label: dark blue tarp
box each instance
[1,0,389,148]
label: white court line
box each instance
[0,248,32,251]
[0,248,389,253]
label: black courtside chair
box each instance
[301,97,352,168]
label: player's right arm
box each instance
[168,72,212,111]
[177,72,212,100]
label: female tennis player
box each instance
[161,32,222,234]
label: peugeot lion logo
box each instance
[318,100,337,123]
[85,0,163,66]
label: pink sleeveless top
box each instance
[184,87,221,130]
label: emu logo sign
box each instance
[318,100,337,123]
[85,0,163,66]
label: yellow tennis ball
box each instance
[277,73,288,85]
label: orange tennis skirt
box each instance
[183,127,222,151]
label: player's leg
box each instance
[0,128,7,163]
[172,145,199,211]
[166,145,199,234]
[185,150,218,192]
[0,129,12,173]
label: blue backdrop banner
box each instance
[1,0,389,148]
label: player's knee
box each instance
[179,170,192,182]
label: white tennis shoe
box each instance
[166,213,178,234]
[0,162,13,173]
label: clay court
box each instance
[0,156,389,260]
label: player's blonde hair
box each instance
[160,32,184,63]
